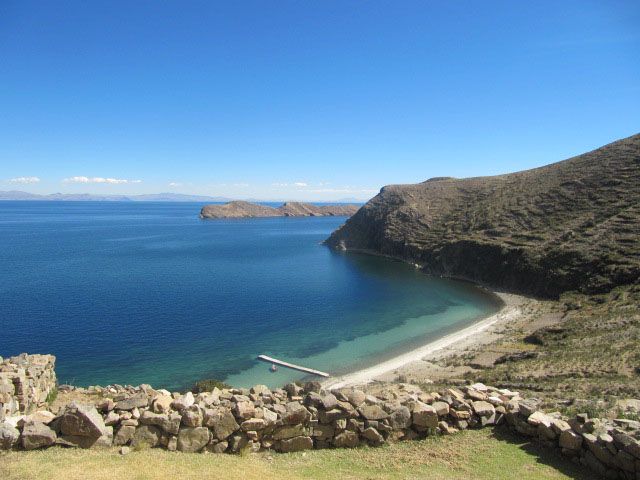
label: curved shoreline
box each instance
[322,292,524,390]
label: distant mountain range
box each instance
[0,191,369,204]
[0,191,235,202]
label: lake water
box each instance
[0,201,500,391]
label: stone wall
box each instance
[0,354,57,420]
[1,376,639,479]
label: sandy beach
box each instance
[323,292,535,390]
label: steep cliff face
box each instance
[326,134,640,298]
[200,201,360,219]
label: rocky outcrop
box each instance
[2,378,640,479]
[325,134,640,298]
[200,201,360,219]
[0,354,56,420]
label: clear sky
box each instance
[1,1,639,201]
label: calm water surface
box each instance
[0,202,500,390]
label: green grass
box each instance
[0,428,598,480]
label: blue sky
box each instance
[1,1,638,201]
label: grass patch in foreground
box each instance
[0,428,598,480]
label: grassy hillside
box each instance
[326,134,640,297]
[472,283,640,409]
[0,428,598,480]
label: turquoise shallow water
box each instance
[0,201,500,390]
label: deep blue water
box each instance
[0,201,500,390]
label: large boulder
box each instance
[60,426,113,449]
[181,405,203,427]
[358,405,387,421]
[362,427,384,445]
[171,392,195,411]
[241,418,266,431]
[131,425,162,448]
[333,430,359,448]
[21,421,57,450]
[273,424,307,440]
[0,422,20,449]
[472,401,495,418]
[277,435,313,453]
[115,393,149,411]
[281,402,311,425]
[204,409,239,441]
[346,389,366,407]
[139,410,181,435]
[306,393,338,411]
[388,406,411,429]
[59,402,107,438]
[152,395,173,414]
[412,402,438,429]
[177,427,210,452]
[432,401,450,417]
[233,401,256,420]
[114,425,136,446]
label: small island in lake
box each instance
[200,201,361,219]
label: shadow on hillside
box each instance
[490,426,600,480]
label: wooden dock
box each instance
[257,355,330,378]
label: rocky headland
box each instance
[325,133,640,426]
[200,201,360,219]
[326,133,640,298]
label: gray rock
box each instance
[234,401,256,420]
[262,408,278,425]
[472,401,495,418]
[358,404,387,421]
[21,421,57,450]
[412,402,438,429]
[206,440,228,453]
[0,422,20,449]
[311,424,334,440]
[306,392,338,411]
[362,427,384,445]
[152,395,173,414]
[283,383,303,397]
[346,389,366,407]
[115,393,149,411]
[318,408,347,424]
[273,424,307,440]
[171,392,195,411]
[60,426,113,449]
[181,405,203,427]
[131,425,162,448]
[139,410,181,435]
[250,384,270,395]
[177,427,210,453]
[241,418,266,431]
[333,430,359,448]
[114,425,136,446]
[432,401,450,417]
[282,402,311,424]
[228,434,248,453]
[388,406,412,429]
[59,402,106,438]
[278,435,313,453]
[204,409,239,441]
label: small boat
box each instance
[270,364,278,372]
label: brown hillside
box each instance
[326,134,640,297]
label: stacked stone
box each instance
[1,379,639,479]
[0,354,56,420]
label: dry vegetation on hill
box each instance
[327,134,640,298]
